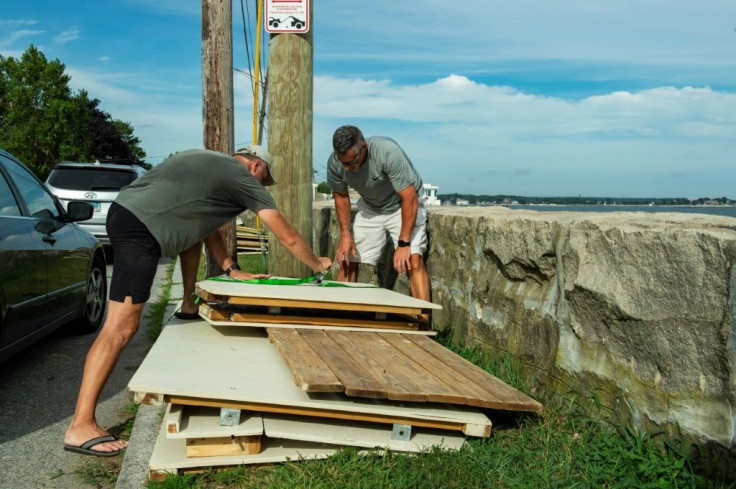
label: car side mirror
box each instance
[67,201,94,221]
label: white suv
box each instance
[46,161,146,245]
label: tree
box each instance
[87,98,148,167]
[0,45,148,178]
[0,45,93,178]
[317,181,331,194]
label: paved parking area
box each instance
[0,257,176,489]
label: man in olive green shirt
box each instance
[65,146,331,457]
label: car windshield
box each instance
[48,167,138,191]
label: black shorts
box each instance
[107,202,162,304]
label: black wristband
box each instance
[397,239,411,248]
[224,263,241,276]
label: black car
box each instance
[0,149,107,362]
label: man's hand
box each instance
[316,256,332,274]
[229,270,270,281]
[393,246,412,274]
[335,234,357,268]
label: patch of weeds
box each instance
[145,261,175,342]
[76,459,120,486]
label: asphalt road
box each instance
[0,257,172,488]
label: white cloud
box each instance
[54,27,80,44]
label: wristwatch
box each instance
[224,263,241,276]
[397,239,411,248]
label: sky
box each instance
[2,1,735,198]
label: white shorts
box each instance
[350,200,428,266]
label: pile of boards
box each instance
[236,225,267,254]
[127,279,543,480]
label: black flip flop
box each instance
[174,310,200,320]
[63,435,123,457]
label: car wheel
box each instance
[74,254,107,334]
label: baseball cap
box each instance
[234,144,276,186]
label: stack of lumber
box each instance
[127,279,543,480]
[236,225,267,254]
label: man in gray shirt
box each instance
[327,125,430,317]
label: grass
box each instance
[145,260,177,341]
[143,332,734,489]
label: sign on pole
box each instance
[265,0,310,34]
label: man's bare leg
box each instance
[408,254,431,324]
[178,242,203,315]
[337,261,359,282]
[64,298,145,453]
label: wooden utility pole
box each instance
[267,7,315,278]
[202,0,235,277]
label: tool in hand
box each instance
[314,270,327,285]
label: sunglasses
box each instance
[340,142,365,168]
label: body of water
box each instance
[505,204,736,219]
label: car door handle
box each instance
[42,235,57,244]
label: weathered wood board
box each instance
[128,322,492,437]
[267,329,543,413]
[262,413,465,452]
[194,279,441,317]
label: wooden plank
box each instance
[296,330,387,399]
[186,435,262,458]
[378,333,494,406]
[198,303,229,321]
[225,295,425,316]
[200,316,436,335]
[262,414,466,452]
[267,329,343,393]
[407,335,544,413]
[229,310,418,330]
[166,404,183,433]
[164,395,488,436]
[324,331,426,402]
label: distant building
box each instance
[456,198,470,206]
[421,184,441,206]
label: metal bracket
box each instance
[391,423,411,441]
[219,408,241,426]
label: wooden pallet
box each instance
[195,280,441,319]
[267,328,543,413]
[128,323,493,438]
[149,403,465,480]
[198,302,422,331]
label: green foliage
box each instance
[317,180,331,194]
[0,44,147,178]
[0,45,93,178]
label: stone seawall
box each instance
[313,202,736,451]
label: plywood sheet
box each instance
[128,322,491,437]
[263,414,465,452]
[195,279,441,316]
[166,405,263,439]
[268,329,544,414]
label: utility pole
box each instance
[202,0,235,277]
[267,6,314,278]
